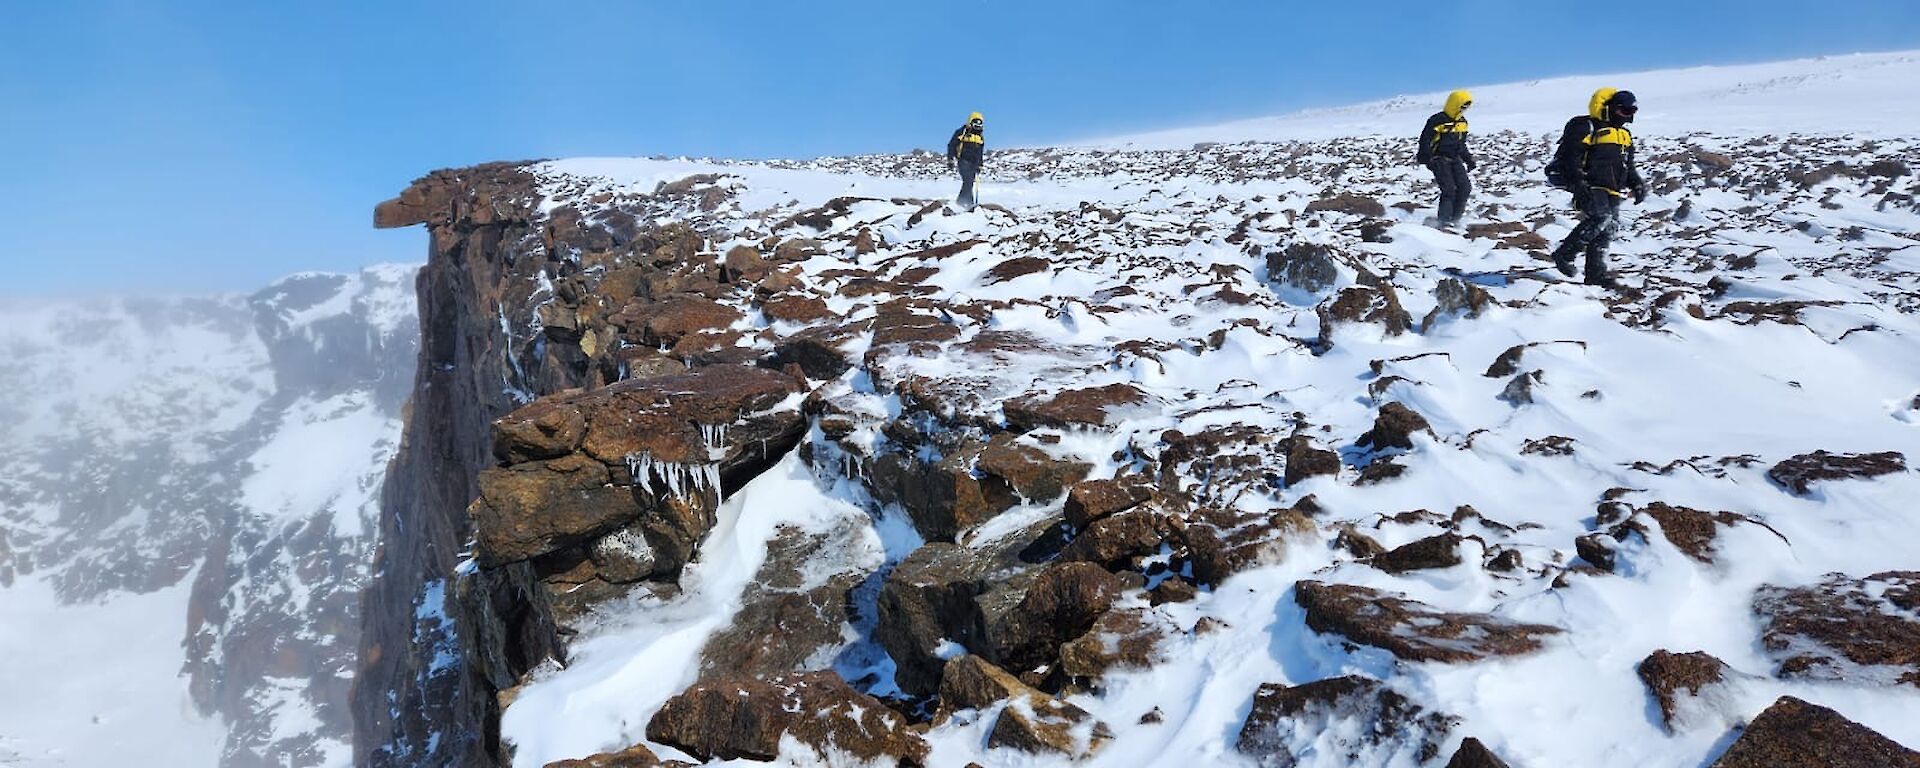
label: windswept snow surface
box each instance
[1087,50,1920,148]
[504,53,1920,767]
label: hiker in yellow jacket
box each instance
[946,112,986,209]
[1416,90,1476,230]
[1547,88,1649,289]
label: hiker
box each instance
[946,112,986,209]
[1417,90,1477,229]
[1548,88,1648,288]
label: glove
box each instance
[947,160,956,171]
[1465,156,1477,172]
[1631,183,1649,204]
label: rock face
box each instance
[1236,676,1457,767]
[1295,581,1561,662]
[1766,450,1906,495]
[646,671,929,764]
[1754,571,1920,687]
[698,523,871,679]
[1709,696,1920,768]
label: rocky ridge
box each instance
[359,126,1920,767]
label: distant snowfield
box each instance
[1082,50,1920,147]
[0,574,226,767]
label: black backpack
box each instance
[1545,115,1598,190]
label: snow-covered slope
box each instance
[1088,50,1920,148]
[0,265,417,767]
[363,51,1920,768]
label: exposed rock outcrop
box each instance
[1709,696,1920,768]
[1295,581,1561,662]
[646,671,929,764]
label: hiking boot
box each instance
[1584,273,1622,290]
[1551,251,1577,277]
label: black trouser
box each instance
[1429,158,1470,225]
[1556,187,1622,280]
[956,158,980,206]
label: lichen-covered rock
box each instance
[1063,476,1156,529]
[976,436,1092,502]
[1637,649,1742,733]
[1444,737,1513,768]
[1295,580,1561,662]
[1235,675,1456,768]
[1766,450,1907,495]
[541,742,689,768]
[938,655,1114,759]
[1180,507,1317,586]
[1357,401,1432,451]
[1369,532,1465,573]
[645,671,928,764]
[698,523,874,680]
[471,455,639,566]
[983,561,1125,673]
[1003,383,1152,431]
[1059,607,1175,679]
[1755,570,1920,687]
[1709,696,1920,768]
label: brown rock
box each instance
[1295,580,1561,663]
[471,455,639,566]
[1357,401,1432,451]
[537,366,803,467]
[1632,503,1783,563]
[984,256,1052,283]
[1180,507,1317,586]
[1003,383,1151,431]
[1637,649,1733,733]
[1064,476,1155,529]
[937,654,1113,759]
[876,543,994,697]
[542,743,687,768]
[1283,437,1341,487]
[1422,277,1495,330]
[1316,283,1413,347]
[1709,696,1920,768]
[1766,450,1906,495]
[1306,193,1388,217]
[645,671,928,764]
[610,295,744,348]
[985,562,1125,672]
[698,524,867,680]
[1266,241,1343,294]
[1149,578,1198,605]
[493,399,587,463]
[1058,506,1169,570]
[1236,676,1456,767]
[760,293,834,324]
[1370,533,1465,573]
[1755,571,1920,687]
[990,695,1114,759]
[1445,737,1513,768]
[1059,607,1174,679]
[976,437,1092,501]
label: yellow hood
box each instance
[1443,90,1473,119]
[1588,88,1618,120]
[968,111,984,123]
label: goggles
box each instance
[1613,104,1638,116]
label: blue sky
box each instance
[4,1,1917,297]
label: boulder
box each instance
[1766,450,1906,495]
[983,561,1125,673]
[470,455,640,566]
[1316,283,1413,347]
[1282,437,1341,487]
[1180,507,1317,586]
[976,436,1092,501]
[1709,696,1920,768]
[1357,401,1432,451]
[1063,476,1156,529]
[1058,505,1171,570]
[1003,383,1152,431]
[875,543,995,697]
[938,655,1113,759]
[1295,580,1561,663]
[1637,649,1739,734]
[985,256,1052,283]
[1305,193,1388,217]
[1059,607,1175,679]
[1421,278,1495,331]
[1236,675,1456,768]
[1369,533,1465,573]
[645,671,928,764]
[1266,241,1343,294]
[1755,570,1920,687]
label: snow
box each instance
[500,454,884,766]
[239,391,404,539]
[0,572,226,768]
[1086,50,1920,148]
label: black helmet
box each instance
[1607,90,1638,123]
